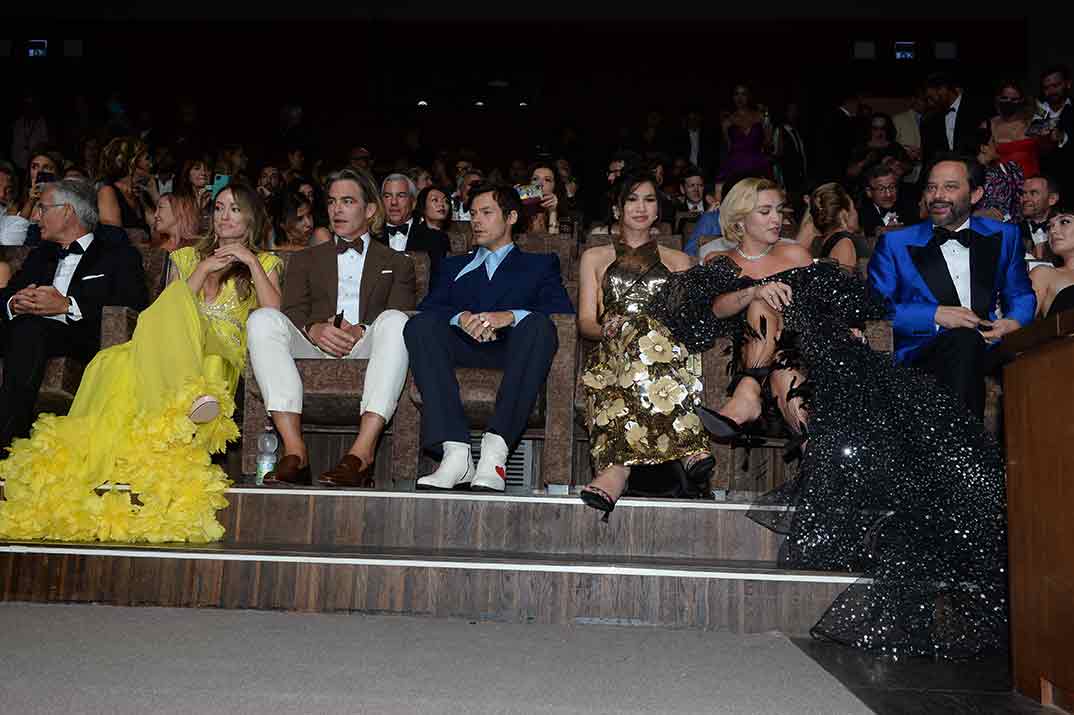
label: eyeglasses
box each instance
[870,185,898,195]
[33,202,67,216]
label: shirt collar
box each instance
[74,233,94,250]
[949,92,962,113]
[954,217,971,233]
[476,241,515,265]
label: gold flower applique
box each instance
[625,421,649,448]
[594,398,629,427]
[619,359,650,388]
[656,434,671,453]
[582,369,616,391]
[673,412,702,434]
[638,330,674,365]
[646,376,689,415]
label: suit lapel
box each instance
[358,239,387,323]
[969,231,1002,319]
[484,245,524,309]
[316,239,339,312]
[908,227,960,307]
[67,237,101,299]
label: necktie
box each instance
[934,227,974,248]
[57,242,85,259]
[336,237,364,255]
[388,223,410,237]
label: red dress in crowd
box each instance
[996,137,1040,178]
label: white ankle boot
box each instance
[471,433,509,492]
[416,441,474,490]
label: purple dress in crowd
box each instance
[718,123,771,180]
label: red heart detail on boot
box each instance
[495,465,506,479]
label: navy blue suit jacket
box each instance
[867,216,1035,363]
[418,246,575,318]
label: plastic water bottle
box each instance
[255,427,279,486]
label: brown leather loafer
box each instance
[263,454,312,487]
[319,454,375,488]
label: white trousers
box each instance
[246,308,410,420]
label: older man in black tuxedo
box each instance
[376,173,451,275]
[0,179,147,450]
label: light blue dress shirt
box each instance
[449,242,531,327]
[684,209,721,257]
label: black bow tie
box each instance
[57,242,85,259]
[934,227,974,248]
[1030,220,1050,233]
[946,105,958,114]
[388,223,409,237]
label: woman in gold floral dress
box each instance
[576,169,711,518]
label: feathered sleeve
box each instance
[795,261,891,328]
[648,256,751,354]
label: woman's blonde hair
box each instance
[195,181,269,300]
[159,192,200,244]
[718,178,781,244]
[98,136,149,183]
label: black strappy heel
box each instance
[580,484,617,523]
[697,367,771,444]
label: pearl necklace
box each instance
[736,243,774,261]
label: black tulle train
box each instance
[651,257,1008,658]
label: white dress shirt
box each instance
[939,218,973,314]
[5,233,92,323]
[688,129,700,166]
[386,217,413,252]
[875,204,899,226]
[1029,222,1050,246]
[684,199,704,212]
[335,232,370,325]
[945,93,962,151]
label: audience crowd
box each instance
[2,64,1073,490]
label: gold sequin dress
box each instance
[0,247,282,543]
[583,239,706,472]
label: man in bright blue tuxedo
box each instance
[868,156,1035,417]
[404,183,574,492]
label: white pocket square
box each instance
[81,274,105,281]
[381,270,393,274]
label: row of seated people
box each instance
[0,158,1058,530]
[0,160,1028,661]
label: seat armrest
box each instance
[100,306,140,349]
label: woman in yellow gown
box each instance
[0,182,282,543]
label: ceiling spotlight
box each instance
[417,99,428,107]
[474,100,485,107]
[518,101,528,108]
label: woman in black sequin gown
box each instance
[652,178,1008,658]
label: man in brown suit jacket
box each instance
[247,168,416,487]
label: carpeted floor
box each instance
[0,603,871,714]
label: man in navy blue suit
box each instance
[868,156,1036,417]
[404,183,575,492]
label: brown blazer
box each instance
[281,236,416,331]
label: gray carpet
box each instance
[0,603,871,714]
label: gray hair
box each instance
[46,178,99,231]
[381,173,417,198]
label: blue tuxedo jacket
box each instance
[418,246,575,318]
[867,216,1035,363]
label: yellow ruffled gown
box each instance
[0,247,282,543]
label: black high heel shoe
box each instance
[580,485,617,523]
[696,406,747,443]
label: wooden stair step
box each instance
[223,487,787,561]
[0,540,856,634]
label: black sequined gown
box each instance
[651,256,1008,658]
